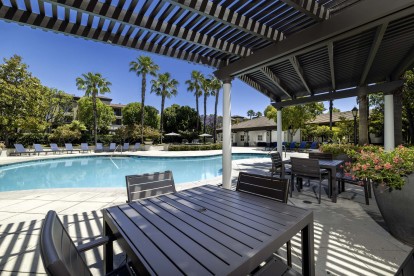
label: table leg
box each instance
[301,222,315,276]
[331,167,337,203]
[103,219,114,274]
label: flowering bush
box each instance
[349,145,414,189]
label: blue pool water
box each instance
[0,154,267,192]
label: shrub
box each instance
[168,143,222,151]
[16,133,49,146]
[97,134,114,145]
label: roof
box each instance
[109,103,126,108]
[1,0,411,105]
[309,111,355,124]
[218,117,276,132]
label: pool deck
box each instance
[0,147,412,275]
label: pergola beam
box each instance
[289,56,312,95]
[280,0,330,21]
[390,45,414,80]
[259,67,293,98]
[327,42,336,91]
[163,0,285,42]
[238,75,280,102]
[360,23,388,85]
[272,80,404,109]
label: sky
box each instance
[0,20,358,117]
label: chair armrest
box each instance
[77,236,111,252]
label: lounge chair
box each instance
[39,210,133,276]
[95,143,104,152]
[288,142,297,151]
[33,144,51,155]
[13,144,32,156]
[109,143,116,152]
[123,143,130,151]
[49,143,63,154]
[308,141,319,151]
[64,143,81,154]
[133,143,141,151]
[297,141,308,152]
[80,143,90,153]
[125,171,176,202]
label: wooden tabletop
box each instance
[103,185,314,275]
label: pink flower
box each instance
[393,157,400,163]
[375,165,382,170]
[362,165,368,171]
[384,162,392,169]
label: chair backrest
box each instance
[34,144,43,152]
[65,143,73,150]
[125,171,176,202]
[309,152,333,160]
[309,141,318,149]
[81,143,89,150]
[134,143,141,149]
[50,144,59,151]
[290,157,322,178]
[109,143,116,150]
[299,141,307,149]
[289,142,296,149]
[14,144,26,153]
[270,152,282,169]
[39,210,91,276]
[236,172,289,203]
[95,143,103,150]
[123,143,129,150]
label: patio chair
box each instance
[270,152,290,177]
[64,143,81,154]
[123,143,129,151]
[288,142,296,151]
[95,143,104,152]
[308,141,319,151]
[33,144,50,155]
[39,210,133,276]
[109,143,116,152]
[125,171,176,202]
[13,144,32,156]
[80,143,90,153]
[309,152,333,160]
[236,172,292,267]
[290,157,330,204]
[49,143,63,154]
[133,143,141,151]
[297,141,308,152]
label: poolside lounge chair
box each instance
[288,142,297,151]
[49,144,63,154]
[13,144,32,156]
[297,141,308,152]
[133,143,141,151]
[125,171,176,202]
[123,143,129,151]
[95,143,104,152]
[109,143,116,152]
[80,143,90,153]
[39,210,133,276]
[308,141,319,151]
[64,143,81,154]
[33,144,51,155]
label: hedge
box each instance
[168,143,222,151]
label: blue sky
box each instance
[0,21,357,116]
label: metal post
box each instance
[384,93,395,151]
[277,108,283,155]
[222,79,232,189]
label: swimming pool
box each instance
[0,153,267,192]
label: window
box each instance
[240,135,245,142]
[258,135,263,141]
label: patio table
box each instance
[102,185,315,275]
[283,159,344,203]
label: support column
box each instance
[277,108,283,155]
[222,78,232,189]
[384,93,395,151]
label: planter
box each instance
[373,173,414,247]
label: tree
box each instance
[163,104,199,134]
[210,76,222,143]
[332,107,341,112]
[77,97,115,134]
[403,70,414,144]
[185,71,203,131]
[76,72,111,145]
[49,120,86,143]
[247,110,255,119]
[122,102,159,129]
[151,72,179,142]
[265,103,325,142]
[256,111,263,117]
[41,88,73,131]
[201,76,211,134]
[129,55,159,143]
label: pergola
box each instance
[1,0,413,188]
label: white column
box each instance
[222,79,232,189]
[384,93,395,151]
[277,108,283,155]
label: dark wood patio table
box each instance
[102,185,315,275]
[283,159,344,203]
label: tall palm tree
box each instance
[201,77,211,134]
[76,72,111,145]
[151,72,179,143]
[209,76,222,143]
[129,56,159,143]
[185,71,203,131]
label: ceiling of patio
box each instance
[1,0,413,106]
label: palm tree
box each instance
[201,77,211,134]
[129,56,159,143]
[247,109,255,119]
[151,72,179,143]
[76,72,111,145]
[185,71,203,131]
[210,76,222,143]
[256,111,263,117]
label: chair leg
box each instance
[318,179,322,204]
[363,180,369,205]
[290,175,294,197]
[286,241,292,267]
[367,179,372,198]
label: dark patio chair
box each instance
[125,171,176,202]
[270,152,290,177]
[50,143,63,154]
[13,144,32,156]
[290,157,330,204]
[309,152,333,160]
[39,210,133,276]
[236,172,292,268]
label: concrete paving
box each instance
[0,147,411,275]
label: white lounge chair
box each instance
[95,143,104,152]
[81,143,90,153]
[50,143,63,154]
[33,144,51,155]
[123,143,130,151]
[65,143,81,154]
[133,143,141,151]
[13,144,32,156]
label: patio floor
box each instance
[0,148,411,275]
